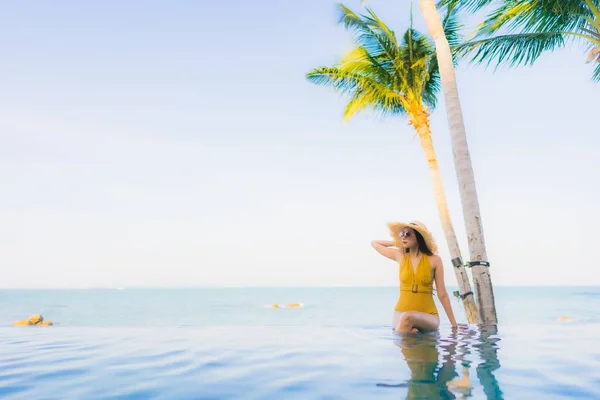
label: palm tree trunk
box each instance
[418,0,498,324]
[409,107,479,324]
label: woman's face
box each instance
[400,228,417,248]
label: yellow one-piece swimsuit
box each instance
[394,254,438,315]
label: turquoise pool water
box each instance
[1,287,599,399]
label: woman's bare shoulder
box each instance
[429,254,442,266]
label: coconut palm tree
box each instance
[306,4,480,323]
[449,0,600,81]
[416,0,498,325]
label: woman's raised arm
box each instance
[370,240,402,262]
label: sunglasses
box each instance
[399,230,413,238]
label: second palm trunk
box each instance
[409,106,479,324]
[419,0,498,324]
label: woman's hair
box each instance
[405,230,433,256]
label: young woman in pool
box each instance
[371,221,458,333]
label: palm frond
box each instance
[397,28,439,109]
[337,4,417,94]
[476,1,536,36]
[582,15,600,35]
[456,31,565,68]
[337,4,400,67]
[581,16,600,45]
[422,69,441,109]
[362,7,399,48]
[531,0,590,30]
[442,0,600,17]
[343,91,370,121]
[339,46,372,71]
[338,46,392,82]
[581,26,600,40]
[438,0,494,13]
[442,4,464,50]
[306,66,406,113]
[467,0,600,52]
[306,66,374,95]
[442,0,600,80]
[401,30,434,73]
[306,5,442,120]
[343,88,407,121]
[338,47,402,103]
[337,4,369,32]
[593,61,600,82]
[401,30,435,65]
[584,0,600,21]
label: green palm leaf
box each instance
[455,31,565,68]
[442,0,599,19]
[306,4,463,121]
[441,3,464,49]
[306,66,406,113]
[399,28,435,99]
[337,4,400,71]
[438,0,494,13]
[593,60,600,82]
[446,0,600,80]
[477,0,594,40]
[338,46,393,85]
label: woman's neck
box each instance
[407,247,420,256]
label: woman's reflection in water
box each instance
[378,325,503,399]
[378,329,468,399]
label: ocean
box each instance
[1,287,599,399]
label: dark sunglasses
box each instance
[399,230,412,238]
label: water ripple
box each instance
[0,325,599,399]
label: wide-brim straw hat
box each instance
[387,220,438,254]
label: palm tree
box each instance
[449,0,600,81]
[417,0,498,325]
[306,4,480,323]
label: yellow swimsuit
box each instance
[394,253,438,315]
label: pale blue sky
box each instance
[1,0,598,288]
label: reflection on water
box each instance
[2,323,600,399]
[474,326,503,400]
[379,325,504,399]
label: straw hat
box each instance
[387,220,438,254]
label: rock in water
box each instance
[12,314,54,326]
[28,314,43,324]
[12,320,33,326]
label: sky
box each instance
[1,0,598,288]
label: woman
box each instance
[371,220,458,332]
